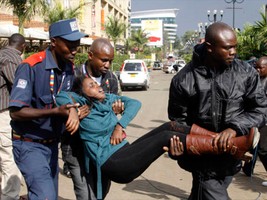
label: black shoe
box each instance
[242,161,254,177]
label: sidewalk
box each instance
[16,151,267,200]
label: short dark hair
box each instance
[9,33,25,46]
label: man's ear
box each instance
[205,41,212,52]
[88,51,93,60]
[50,38,56,47]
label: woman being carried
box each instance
[56,76,255,200]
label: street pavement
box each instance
[16,70,267,199]
[18,149,267,200]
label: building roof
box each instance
[131,9,179,19]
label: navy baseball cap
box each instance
[49,18,88,41]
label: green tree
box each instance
[0,0,48,34]
[173,36,182,53]
[44,0,88,25]
[236,25,260,59]
[237,9,267,59]
[130,29,149,55]
[104,16,127,53]
[253,12,267,45]
[124,37,134,54]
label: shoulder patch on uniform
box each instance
[16,78,27,89]
[22,51,46,67]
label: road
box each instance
[19,70,267,200]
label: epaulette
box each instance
[22,51,46,67]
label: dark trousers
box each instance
[242,126,267,176]
[61,132,111,200]
[61,139,89,200]
[258,126,267,171]
[102,122,188,183]
[13,140,58,200]
[189,172,232,200]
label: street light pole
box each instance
[224,0,244,28]
[198,22,208,38]
[207,9,223,22]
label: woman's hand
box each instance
[112,99,124,115]
[78,105,90,120]
[163,135,184,156]
[110,124,124,145]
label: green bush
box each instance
[181,53,192,64]
[74,53,88,66]
[24,52,35,59]
[112,54,129,71]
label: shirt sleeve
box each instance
[226,71,267,135]
[116,95,141,128]
[168,76,189,125]
[1,57,18,85]
[9,63,34,108]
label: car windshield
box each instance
[124,63,142,71]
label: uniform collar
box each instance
[44,48,73,72]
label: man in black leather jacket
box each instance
[168,22,267,200]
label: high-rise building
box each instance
[130,9,179,48]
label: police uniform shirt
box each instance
[9,48,74,140]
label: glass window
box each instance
[124,63,142,71]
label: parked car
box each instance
[152,61,163,70]
[175,59,186,71]
[162,61,178,74]
[119,59,150,91]
[162,59,186,74]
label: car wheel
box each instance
[143,84,148,91]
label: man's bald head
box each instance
[205,22,235,45]
[203,22,237,67]
[256,56,267,77]
[87,38,114,77]
[90,38,114,54]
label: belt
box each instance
[12,130,58,144]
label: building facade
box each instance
[0,0,130,47]
[130,9,179,49]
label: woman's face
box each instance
[82,78,106,101]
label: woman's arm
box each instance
[116,95,141,128]
[109,94,141,145]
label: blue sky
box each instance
[131,0,266,36]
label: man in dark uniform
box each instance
[9,18,87,200]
